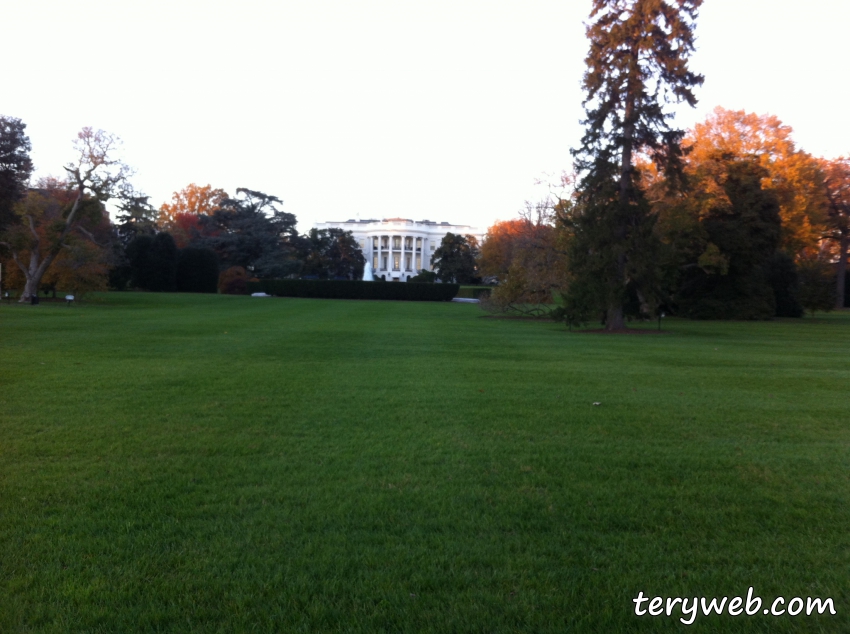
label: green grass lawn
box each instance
[1,293,847,633]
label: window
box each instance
[392,236,401,249]
[415,237,422,250]
[404,237,412,250]
[382,255,388,270]
[415,255,421,270]
[381,236,388,249]
[393,254,400,270]
[372,255,378,270]
[405,254,412,271]
[359,239,365,249]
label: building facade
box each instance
[313,218,485,281]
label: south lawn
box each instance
[1,293,847,632]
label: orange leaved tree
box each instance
[686,107,827,258]
[158,183,228,248]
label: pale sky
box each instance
[4,0,849,233]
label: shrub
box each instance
[247,279,459,301]
[219,266,249,295]
[797,259,836,315]
[409,269,437,283]
[177,248,219,293]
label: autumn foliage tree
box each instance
[821,156,850,308]
[480,201,568,315]
[158,183,228,248]
[685,107,827,257]
[0,128,130,302]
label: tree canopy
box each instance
[0,116,34,233]
[299,228,365,280]
[431,233,480,284]
[194,188,300,278]
[159,183,229,248]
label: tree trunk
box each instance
[607,66,636,332]
[18,249,59,303]
[837,233,848,310]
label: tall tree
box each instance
[821,157,850,308]
[195,188,300,278]
[0,116,34,232]
[0,128,131,302]
[567,0,703,330]
[431,233,480,284]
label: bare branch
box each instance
[75,225,107,248]
[23,214,39,240]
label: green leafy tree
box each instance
[431,233,480,284]
[566,0,704,330]
[299,228,365,279]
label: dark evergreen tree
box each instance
[0,116,34,233]
[126,234,154,290]
[148,233,178,292]
[109,192,160,290]
[177,248,219,293]
[565,0,703,330]
[194,188,300,278]
[126,233,178,291]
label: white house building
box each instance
[313,218,486,281]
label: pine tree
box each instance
[566,0,703,329]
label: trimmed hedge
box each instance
[248,279,459,301]
[177,248,219,293]
[456,286,493,299]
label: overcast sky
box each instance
[4,0,848,232]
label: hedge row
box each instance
[248,279,459,301]
[456,286,493,299]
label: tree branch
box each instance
[23,214,39,241]
[75,225,107,248]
